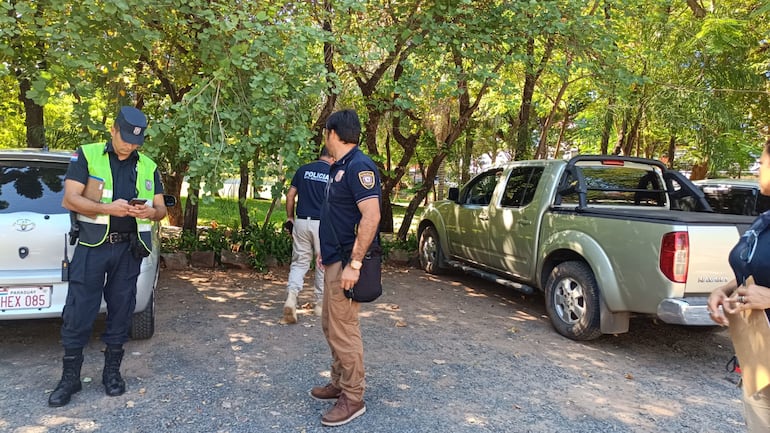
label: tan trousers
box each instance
[745,385,770,432]
[321,262,365,402]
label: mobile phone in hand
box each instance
[129,198,147,206]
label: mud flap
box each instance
[600,296,630,335]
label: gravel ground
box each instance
[0,264,747,432]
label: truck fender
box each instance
[539,229,626,312]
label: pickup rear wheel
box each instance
[545,261,602,341]
[419,226,445,274]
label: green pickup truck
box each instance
[417,155,755,340]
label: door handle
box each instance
[516,219,532,226]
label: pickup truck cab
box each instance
[418,155,754,340]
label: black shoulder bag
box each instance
[324,208,382,302]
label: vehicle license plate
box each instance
[0,286,51,310]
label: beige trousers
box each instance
[745,385,770,432]
[321,262,365,402]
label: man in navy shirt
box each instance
[282,147,333,324]
[310,110,381,426]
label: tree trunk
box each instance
[600,97,615,155]
[182,187,200,232]
[161,172,185,227]
[553,110,570,160]
[238,160,250,230]
[18,78,45,148]
[624,102,644,156]
[515,36,553,160]
[461,121,474,184]
[667,135,676,169]
[397,150,448,240]
[613,109,630,155]
[690,161,709,180]
[535,66,571,159]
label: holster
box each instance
[129,233,150,259]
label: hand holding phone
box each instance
[129,198,147,206]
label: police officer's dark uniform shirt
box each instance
[291,159,330,219]
[319,147,381,265]
[729,210,770,288]
[66,141,164,233]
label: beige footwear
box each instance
[321,393,366,426]
[282,292,297,324]
[314,302,322,317]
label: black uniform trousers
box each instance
[60,240,142,349]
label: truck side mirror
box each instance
[163,194,177,208]
[448,187,459,202]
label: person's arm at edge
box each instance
[286,186,297,222]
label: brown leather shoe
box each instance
[309,382,342,401]
[321,393,366,427]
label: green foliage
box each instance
[2,0,769,239]
[381,232,418,259]
[236,223,293,272]
[161,222,291,273]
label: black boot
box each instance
[102,346,126,396]
[48,354,83,407]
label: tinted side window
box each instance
[462,169,502,206]
[562,166,665,207]
[0,161,68,214]
[757,194,770,214]
[501,167,544,208]
[701,186,767,216]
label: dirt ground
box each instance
[0,262,749,433]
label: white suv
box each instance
[0,149,170,339]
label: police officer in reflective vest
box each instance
[49,106,167,407]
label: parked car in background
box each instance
[0,149,174,339]
[695,178,770,216]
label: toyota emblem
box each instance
[13,219,35,232]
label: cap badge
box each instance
[133,127,142,135]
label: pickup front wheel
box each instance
[419,226,446,274]
[545,261,602,341]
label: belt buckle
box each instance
[108,233,121,243]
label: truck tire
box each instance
[130,291,155,340]
[419,226,446,274]
[545,261,602,341]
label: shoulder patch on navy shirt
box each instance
[358,171,376,189]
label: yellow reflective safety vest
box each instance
[76,142,156,253]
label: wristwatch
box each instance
[349,259,363,270]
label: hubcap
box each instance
[553,277,585,324]
[421,235,437,267]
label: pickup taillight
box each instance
[660,232,689,283]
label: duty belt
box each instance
[106,232,132,243]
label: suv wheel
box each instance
[130,291,155,340]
